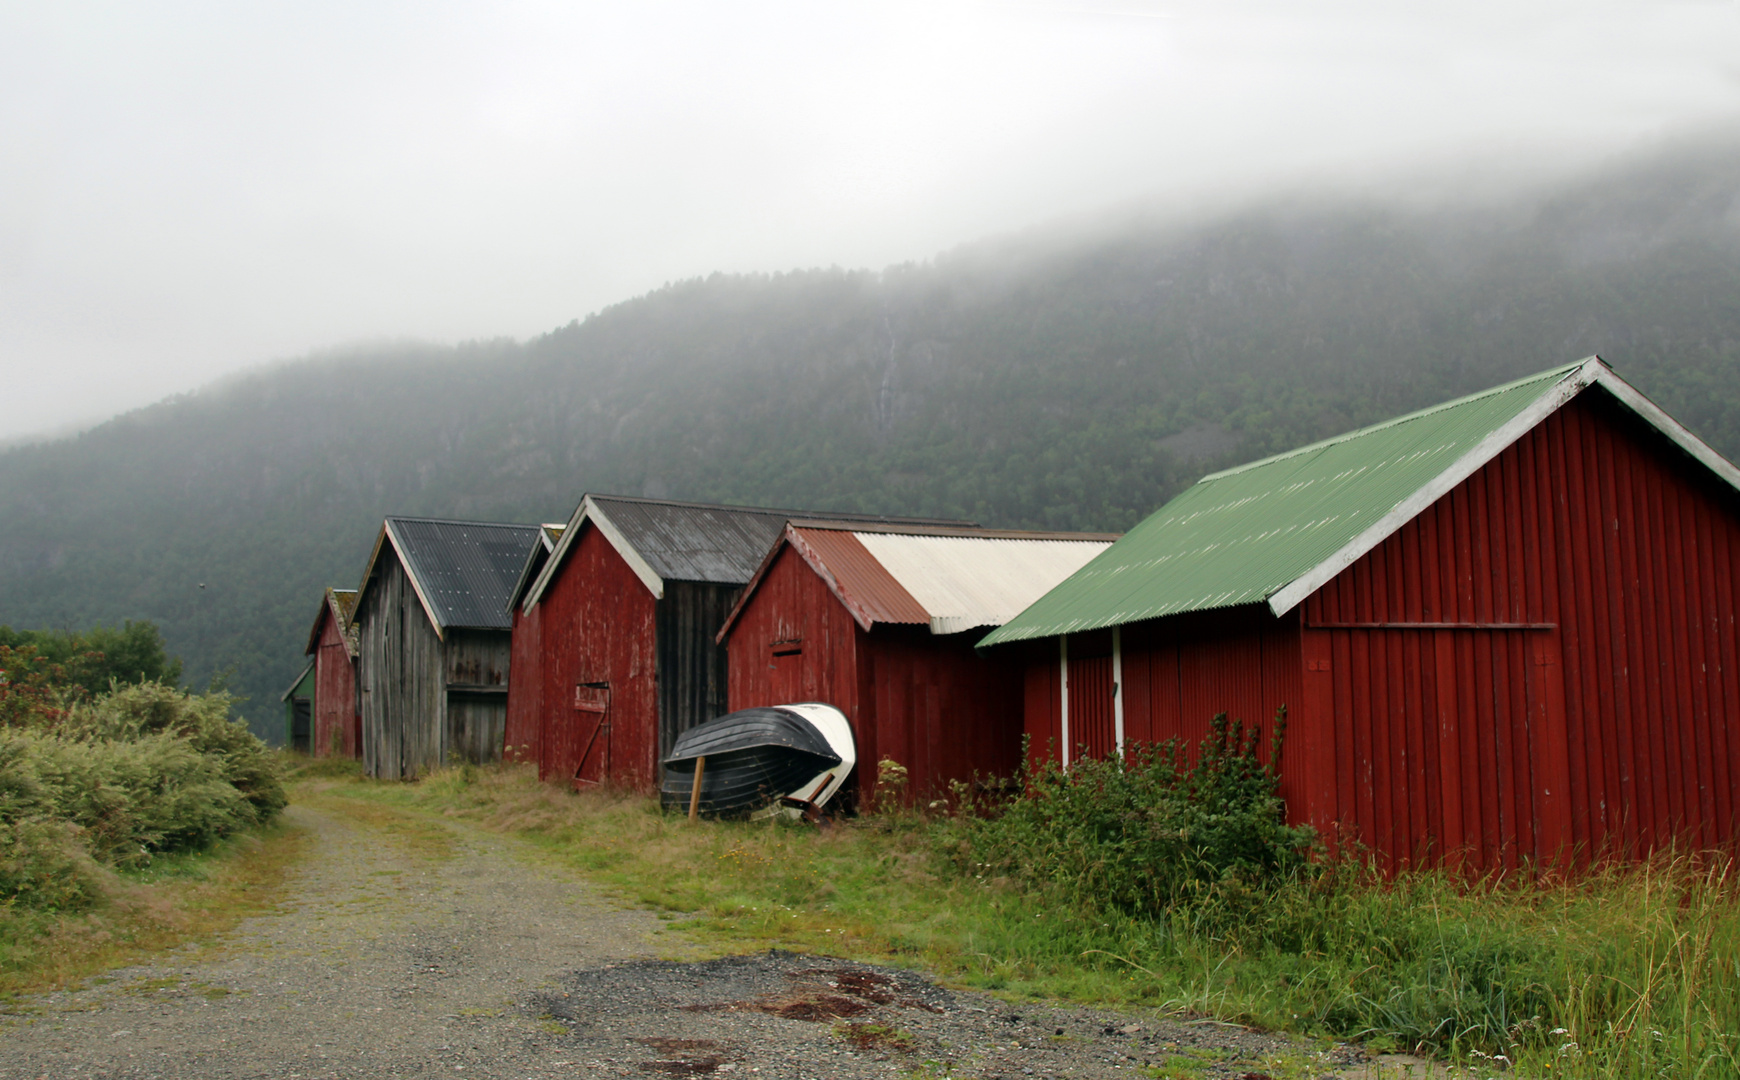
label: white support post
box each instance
[1059,635,1070,770]
[1112,625,1124,758]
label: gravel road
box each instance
[0,799,1424,1079]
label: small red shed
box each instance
[983,357,1740,873]
[502,523,564,766]
[304,587,360,758]
[510,495,965,793]
[718,522,1116,808]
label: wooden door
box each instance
[570,683,612,787]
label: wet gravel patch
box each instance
[531,949,1368,1078]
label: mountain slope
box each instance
[3,138,1739,737]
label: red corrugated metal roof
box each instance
[718,522,1119,641]
[788,527,929,629]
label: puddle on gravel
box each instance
[529,949,1375,1079]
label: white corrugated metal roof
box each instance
[850,533,1113,635]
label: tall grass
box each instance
[314,762,1740,1080]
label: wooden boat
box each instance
[660,703,856,820]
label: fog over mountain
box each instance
[6,2,1740,444]
[1,136,1738,736]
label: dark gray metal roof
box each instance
[588,495,969,586]
[506,524,565,612]
[386,517,544,631]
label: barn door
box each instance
[1316,624,1570,873]
[291,698,312,753]
[571,683,611,788]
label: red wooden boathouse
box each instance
[983,357,1740,873]
[718,522,1115,808]
[304,587,360,759]
[506,496,964,793]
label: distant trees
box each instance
[0,621,181,704]
[0,138,1738,731]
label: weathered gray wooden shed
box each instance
[350,516,543,779]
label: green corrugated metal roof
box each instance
[980,359,1590,646]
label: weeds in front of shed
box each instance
[305,753,1740,1080]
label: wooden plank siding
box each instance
[503,602,545,765]
[311,608,359,759]
[534,524,661,791]
[443,629,511,766]
[1019,389,1740,873]
[655,581,739,765]
[1022,610,1301,802]
[356,546,447,779]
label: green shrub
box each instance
[955,709,1316,923]
[0,817,102,911]
[22,733,252,864]
[0,684,286,911]
[66,683,286,822]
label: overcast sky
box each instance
[2,1,1738,441]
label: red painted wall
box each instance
[726,545,1025,808]
[1019,389,1740,872]
[535,525,661,792]
[1021,611,1300,804]
[503,602,544,766]
[311,609,359,759]
[1304,391,1740,871]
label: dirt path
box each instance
[0,799,1412,1079]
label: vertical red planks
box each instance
[502,601,544,765]
[536,525,660,792]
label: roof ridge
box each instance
[383,515,543,529]
[1198,358,1590,482]
[791,519,1119,541]
[584,492,969,524]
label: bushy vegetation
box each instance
[0,622,182,699]
[0,682,286,919]
[954,711,1316,923]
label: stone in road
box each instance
[0,799,1377,1079]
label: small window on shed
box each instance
[771,639,803,657]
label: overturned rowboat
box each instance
[660,703,856,820]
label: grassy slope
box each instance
[0,821,308,999]
[304,764,1740,1080]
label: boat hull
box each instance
[661,704,856,819]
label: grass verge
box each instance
[0,821,308,1001]
[306,764,1740,1080]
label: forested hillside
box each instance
[3,138,1739,738]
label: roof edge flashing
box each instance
[520,495,667,609]
[383,518,449,641]
[584,498,666,600]
[1590,366,1740,495]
